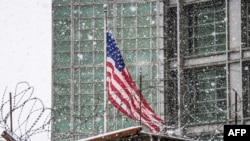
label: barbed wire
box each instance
[0,81,52,141]
[4,79,243,141]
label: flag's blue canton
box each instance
[107,32,125,71]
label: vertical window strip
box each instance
[74,3,98,137]
[242,0,250,48]
[243,62,250,118]
[75,5,81,66]
[166,7,177,59]
[52,4,71,140]
[119,2,138,129]
[246,2,250,48]
[166,70,178,126]
[112,1,160,131]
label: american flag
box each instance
[106,31,165,133]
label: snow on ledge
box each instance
[77,126,142,141]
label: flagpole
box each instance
[103,4,108,133]
[139,68,142,126]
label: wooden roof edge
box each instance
[77,126,142,141]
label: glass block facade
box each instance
[52,0,250,140]
[52,0,162,140]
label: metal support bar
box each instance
[139,68,142,126]
[239,0,244,124]
[225,0,231,125]
[69,1,75,139]
[103,3,108,133]
[177,0,184,130]
[232,89,238,125]
[9,93,13,132]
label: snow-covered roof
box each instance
[77,126,188,141]
[77,126,141,141]
[140,131,188,141]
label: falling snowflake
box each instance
[77,53,83,61]
[88,34,93,40]
[130,6,137,12]
[82,22,86,29]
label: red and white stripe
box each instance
[106,57,165,133]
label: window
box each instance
[183,0,226,56]
[242,0,250,48]
[243,62,250,118]
[166,70,178,125]
[242,0,250,118]
[166,7,177,59]
[184,66,227,123]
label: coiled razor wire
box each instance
[0,81,51,141]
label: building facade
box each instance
[52,0,250,140]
